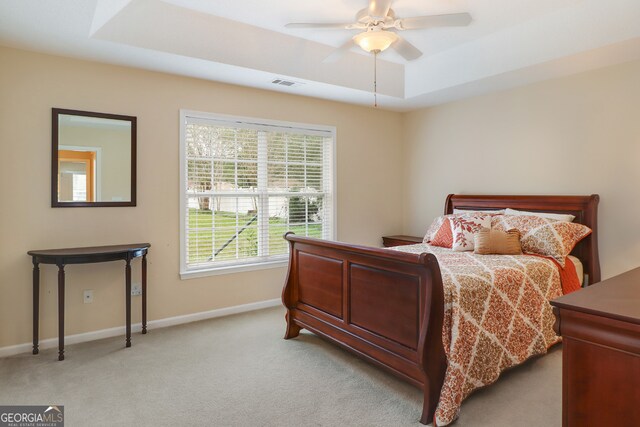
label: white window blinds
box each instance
[180,111,335,276]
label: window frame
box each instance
[179,109,337,279]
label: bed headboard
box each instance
[445,194,601,285]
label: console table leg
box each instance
[32,259,39,355]
[57,264,65,361]
[125,259,131,348]
[142,254,147,334]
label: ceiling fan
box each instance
[285,0,472,62]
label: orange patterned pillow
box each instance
[424,215,450,243]
[430,218,453,248]
[491,215,591,266]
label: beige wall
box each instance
[0,46,404,348]
[4,44,637,351]
[402,59,640,281]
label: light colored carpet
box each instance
[0,307,561,426]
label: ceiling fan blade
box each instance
[323,39,356,63]
[397,12,472,30]
[285,22,352,29]
[368,0,393,19]
[391,36,422,61]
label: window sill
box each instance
[180,259,289,279]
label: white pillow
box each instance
[453,209,505,215]
[504,208,575,222]
[450,214,491,252]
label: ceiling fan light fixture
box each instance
[353,29,398,53]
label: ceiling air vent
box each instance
[271,78,304,88]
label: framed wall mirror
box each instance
[52,108,137,207]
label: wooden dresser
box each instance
[381,235,422,247]
[551,267,640,427]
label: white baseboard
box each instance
[0,298,281,358]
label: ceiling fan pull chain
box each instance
[374,49,378,108]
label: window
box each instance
[180,110,336,278]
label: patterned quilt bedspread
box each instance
[391,244,563,426]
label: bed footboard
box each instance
[281,233,447,424]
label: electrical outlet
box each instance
[131,283,142,296]
[83,290,93,304]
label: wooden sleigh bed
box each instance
[281,194,600,424]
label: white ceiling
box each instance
[1,0,639,111]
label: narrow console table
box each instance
[551,267,640,426]
[28,243,150,360]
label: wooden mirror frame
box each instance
[52,108,137,207]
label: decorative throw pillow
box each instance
[491,215,591,265]
[474,228,522,255]
[424,216,443,243]
[424,214,464,243]
[430,218,454,248]
[424,213,498,244]
[450,215,491,251]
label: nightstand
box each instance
[381,235,423,247]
